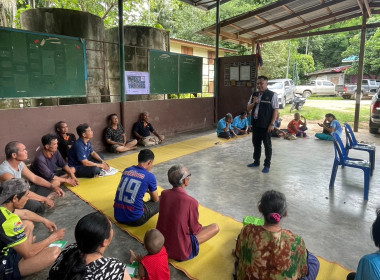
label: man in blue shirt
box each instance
[114,149,159,226]
[231,112,249,135]
[347,209,380,280]
[217,113,236,139]
[68,123,110,178]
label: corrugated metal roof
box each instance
[200,0,380,46]
[177,0,233,11]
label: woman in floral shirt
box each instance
[235,190,319,280]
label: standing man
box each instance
[55,121,76,162]
[247,76,279,173]
[30,134,79,188]
[68,123,110,178]
[114,149,159,226]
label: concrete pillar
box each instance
[20,8,106,104]
[105,26,169,101]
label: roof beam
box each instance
[363,0,372,17]
[260,22,380,43]
[356,0,364,14]
[206,30,252,45]
[251,6,359,42]
[202,0,297,32]
[239,0,347,35]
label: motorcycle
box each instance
[290,93,307,112]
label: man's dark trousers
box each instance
[252,127,272,167]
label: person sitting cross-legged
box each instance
[287,113,308,139]
[30,134,79,191]
[235,190,319,280]
[105,114,137,153]
[156,164,219,261]
[217,113,236,139]
[114,149,160,226]
[68,123,110,178]
[133,112,164,147]
[0,178,66,279]
[231,112,249,135]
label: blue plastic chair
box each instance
[344,123,376,176]
[330,134,371,201]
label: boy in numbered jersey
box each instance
[113,149,159,226]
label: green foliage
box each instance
[294,53,315,81]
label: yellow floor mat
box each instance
[68,133,352,280]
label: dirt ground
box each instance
[280,99,380,145]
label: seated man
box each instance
[217,113,236,139]
[133,112,164,147]
[287,113,308,138]
[271,112,286,138]
[231,111,249,135]
[55,121,76,161]
[105,114,137,153]
[114,149,159,226]
[0,141,64,213]
[0,179,66,279]
[156,164,219,261]
[68,123,110,178]
[30,134,79,189]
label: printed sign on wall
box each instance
[125,71,150,95]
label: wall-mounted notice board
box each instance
[149,50,202,94]
[0,27,86,98]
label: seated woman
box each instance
[105,114,137,153]
[347,209,380,280]
[287,112,308,138]
[231,112,249,135]
[315,113,343,141]
[48,212,131,280]
[235,190,319,280]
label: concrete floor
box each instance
[27,129,380,279]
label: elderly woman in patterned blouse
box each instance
[235,190,319,280]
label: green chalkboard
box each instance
[149,50,202,94]
[149,50,178,94]
[0,27,86,98]
[179,55,202,93]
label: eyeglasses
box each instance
[180,173,192,182]
[186,173,191,178]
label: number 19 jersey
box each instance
[114,165,157,223]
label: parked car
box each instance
[369,88,380,134]
[267,79,295,109]
[342,79,379,99]
[295,80,337,97]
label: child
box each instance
[130,229,170,280]
[287,113,308,138]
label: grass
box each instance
[281,104,370,123]
[307,96,342,100]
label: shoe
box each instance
[247,162,260,167]
[262,167,270,173]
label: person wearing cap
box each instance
[30,134,79,188]
[0,141,65,213]
[114,149,159,226]
[156,164,219,261]
[0,178,66,279]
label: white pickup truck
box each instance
[296,80,337,97]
